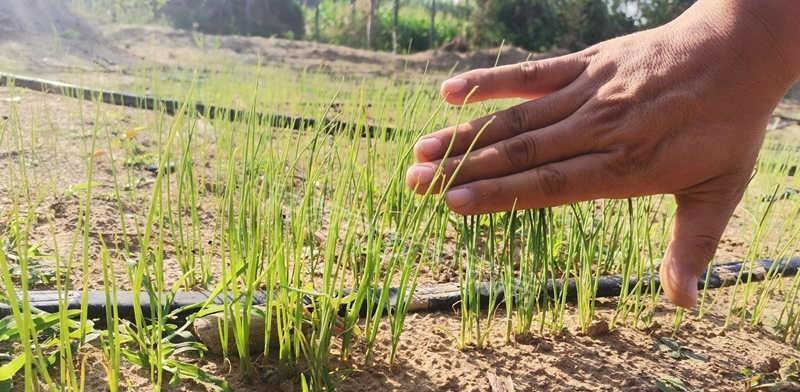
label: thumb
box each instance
[660,192,740,308]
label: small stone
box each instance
[193,309,268,356]
[537,341,554,353]
[586,319,610,337]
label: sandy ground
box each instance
[337,305,797,391]
[61,298,800,392]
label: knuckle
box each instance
[503,105,530,135]
[591,97,628,127]
[518,61,539,86]
[603,147,647,178]
[587,94,634,148]
[535,167,567,195]
[502,135,537,168]
[446,157,466,181]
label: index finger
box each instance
[441,52,588,105]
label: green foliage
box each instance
[375,6,465,52]
[471,0,561,51]
[309,1,363,48]
[309,0,466,52]
[637,0,695,28]
[161,0,305,38]
[471,0,636,51]
[556,0,636,49]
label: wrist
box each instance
[689,0,800,84]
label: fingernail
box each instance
[406,165,435,187]
[415,138,442,159]
[446,187,473,208]
[441,78,467,96]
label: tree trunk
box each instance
[367,0,377,49]
[314,3,320,41]
[429,0,436,48]
[350,0,357,40]
[110,0,118,22]
[392,0,399,53]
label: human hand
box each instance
[405,0,800,308]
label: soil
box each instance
[5,71,800,392]
[337,302,797,392]
[66,300,800,392]
[3,6,800,392]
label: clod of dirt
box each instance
[585,319,611,337]
[537,341,554,353]
[514,332,541,346]
[754,357,782,374]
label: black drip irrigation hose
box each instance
[2,257,799,323]
[0,72,397,139]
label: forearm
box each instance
[688,0,800,85]
[739,0,800,79]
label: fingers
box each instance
[406,115,595,193]
[441,154,620,215]
[414,77,592,163]
[660,192,741,308]
[441,53,588,105]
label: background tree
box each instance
[161,0,305,38]
[637,0,695,27]
[470,0,562,51]
[367,0,378,48]
[471,0,636,51]
[429,0,437,48]
[556,0,635,50]
[392,0,400,52]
